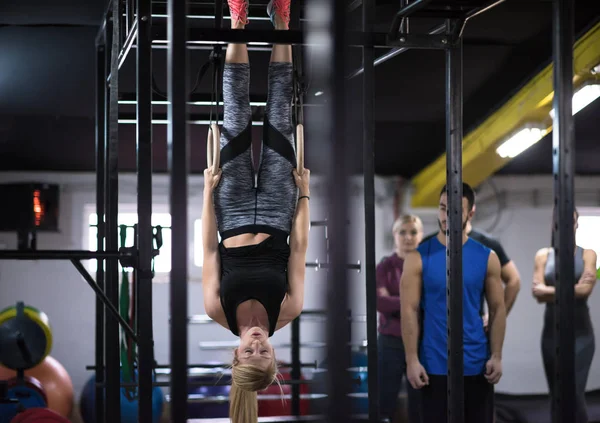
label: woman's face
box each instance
[236,326,274,371]
[393,222,423,253]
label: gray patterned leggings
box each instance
[213,62,298,240]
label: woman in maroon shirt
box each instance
[377,214,423,423]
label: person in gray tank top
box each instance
[532,209,598,422]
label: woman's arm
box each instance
[376,260,401,314]
[532,248,555,303]
[202,170,220,254]
[201,170,228,329]
[278,171,311,328]
[575,249,598,299]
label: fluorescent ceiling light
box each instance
[496,126,547,159]
[549,83,600,119]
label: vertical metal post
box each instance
[290,317,301,416]
[552,0,576,420]
[126,0,133,36]
[446,20,464,423]
[306,0,351,422]
[290,3,302,416]
[95,30,107,423]
[215,0,223,28]
[136,0,154,421]
[168,0,189,421]
[362,0,379,421]
[106,1,122,421]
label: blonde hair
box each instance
[392,214,423,234]
[229,354,280,423]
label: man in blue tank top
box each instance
[400,182,507,423]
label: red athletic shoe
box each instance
[267,0,291,27]
[228,0,249,25]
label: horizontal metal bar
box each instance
[118,117,264,126]
[387,33,454,49]
[169,393,329,404]
[0,250,122,260]
[148,27,389,48]
[87,361,318,371]
[186,312,367,324]
[305,259,362,272]
[199,341,328,350]
[198,340,369,350]
[118,93,324,107]
[348,0,505,79]
[156,27,305,45]
[98,378,319,388]
[186,415,374,423]
[309,219,350,228]
[157,364,319,374]
[300,314,367,323]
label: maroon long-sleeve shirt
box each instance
[376,253,404,338]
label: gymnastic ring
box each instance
[296,124,305,176]
[206,123,220,174]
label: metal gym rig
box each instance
[0,0,579,422]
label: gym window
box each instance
[86,211,172,275]
[576,212,600,269]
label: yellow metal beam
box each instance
[410,21,600,207]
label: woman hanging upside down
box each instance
[201,0,310,422]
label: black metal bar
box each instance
[446,19,464,423]
[305,261,361,271]
[96,16,108,47]
[72,260,138,343]
[214,0,223,28]
[168,0,189,420]
[150,27,388,47]
[106,20,138,83]
[400,0,409,33]
[362,0,379,421]
[463,0,507,24]
[117,112,265,124]
[99,17,114,423]
[389,0,434,35]
[106,0,122,419]
[126,0,134,34]
[136,0,154,420]
[87,360,318,370]
[306,0,351,422]
[347,0,362,13]
[552,0,576,420]
[100,378,320,388]
[291,317,301,416]
[347,0,505,79]
[386,34,454,49]
[290,2,302,416]
[0,251,122,260]
[95,30,107,423]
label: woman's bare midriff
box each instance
[222,232,272,248]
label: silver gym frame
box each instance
[0,1,579,423]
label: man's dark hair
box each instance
[439,182,476,210]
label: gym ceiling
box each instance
[0,0,599,206]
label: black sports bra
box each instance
[219,234,290,337]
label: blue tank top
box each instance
[417,236,491,376]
